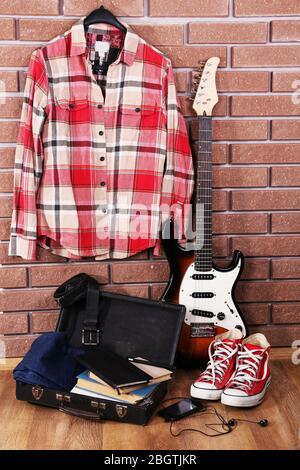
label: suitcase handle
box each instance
[59,405,102,421]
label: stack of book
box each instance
[71,347,173,404]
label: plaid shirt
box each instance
[9,17,194,260]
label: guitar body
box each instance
[161,222,247,365]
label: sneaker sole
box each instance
[221,377,271,408]
[190,384,223,401]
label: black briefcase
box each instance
[54,273,186,368]
[16,380,168,425]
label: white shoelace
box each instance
[228,346,269,391]
[200,340,238,385]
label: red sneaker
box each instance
[190,329,243,401]
[221,333,271,407]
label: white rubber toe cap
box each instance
[222,388,248,397]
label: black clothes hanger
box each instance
[84,5,127,33]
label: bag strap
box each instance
[54,273,101,346]
[82,277,100,346]
[54,273,90,307]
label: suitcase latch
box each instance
[32,385,44,401]
[115,404,128,419]
[90,400,106,417]
[56,393,71,404]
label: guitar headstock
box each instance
[191,57,220,116]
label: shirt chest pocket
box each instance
[118,101,161,130]
[53,97,91,140]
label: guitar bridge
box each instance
[190,323,215,338]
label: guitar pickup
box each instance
[191,292,214,298]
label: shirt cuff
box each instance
[8,235,37,260]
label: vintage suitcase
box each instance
[16,380,168,425]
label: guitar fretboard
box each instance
[195,115,212,272]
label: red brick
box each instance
[0,172,13,192]
[213,213,268,234]
[182,95,227,117]
[236,281,300,302]
[231,143,300,164]
[0,98,22,119]
[232,95,300,117]
[232,236,300,257]
[191,120,268,141]
[30,263,109,287]
[232,190,300,210]
[0,19,15,40]
[132,24,183,46]
[272,303,300,324]
[212,237,228,257]
[273,72,300,92]
[159,46,227,68]
[213,167,267,188]
[272,120,300,140]
[0,148,15,169]
[64,0,144,16]
[151,284,167,300]
[232,46,300,67]
[150,0,229,16]
[248,325,300,347]
[217,71,269,92]
[0,289,56,312]
[272,259,300,279]
[272,167,300,186]
[0,267,27,288]
[234,0,300,16]
[0,122,19,143]
[272,213,300,233]
[0,244,65,265]
[241,259,269,280]
[19,19,75,41]
[2,335,37,358]
[189,22,267,44]
[0,313,28,334]
[0,0,58,15]
[272,20,300,42]
[0,46,37,67]
[0,72,18,93]
[240,303,269,324]
[102,284,149,298]
[0,219,10,241]
[174,71,188,92]
[0,197,12,217]
[213,191,228,211]
[31,311,59,333]
[112,261,170,283]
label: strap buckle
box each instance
[82,328,100,346]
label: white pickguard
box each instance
[179,262,246,336]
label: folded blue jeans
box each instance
[13,332,84,391]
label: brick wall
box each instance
[1,0,300,356]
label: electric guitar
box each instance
[161,57,247,364]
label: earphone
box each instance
[228,418,269,428]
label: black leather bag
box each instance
[54,273,185,368]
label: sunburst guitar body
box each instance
[161,57,247,365]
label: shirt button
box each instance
[135,107,141,113]
[102,208,107,214]
[97,104,103,109]
[100,181,106,187]
[99,130,104,136]
[100,156,105,162]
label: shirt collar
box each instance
[70,16,139,66]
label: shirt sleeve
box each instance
[8,49,48,260]
[153,59,194,256]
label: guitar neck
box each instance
[195,115,212,272]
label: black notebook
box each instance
[77,347,152,391]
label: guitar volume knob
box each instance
[217,312,225,321]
